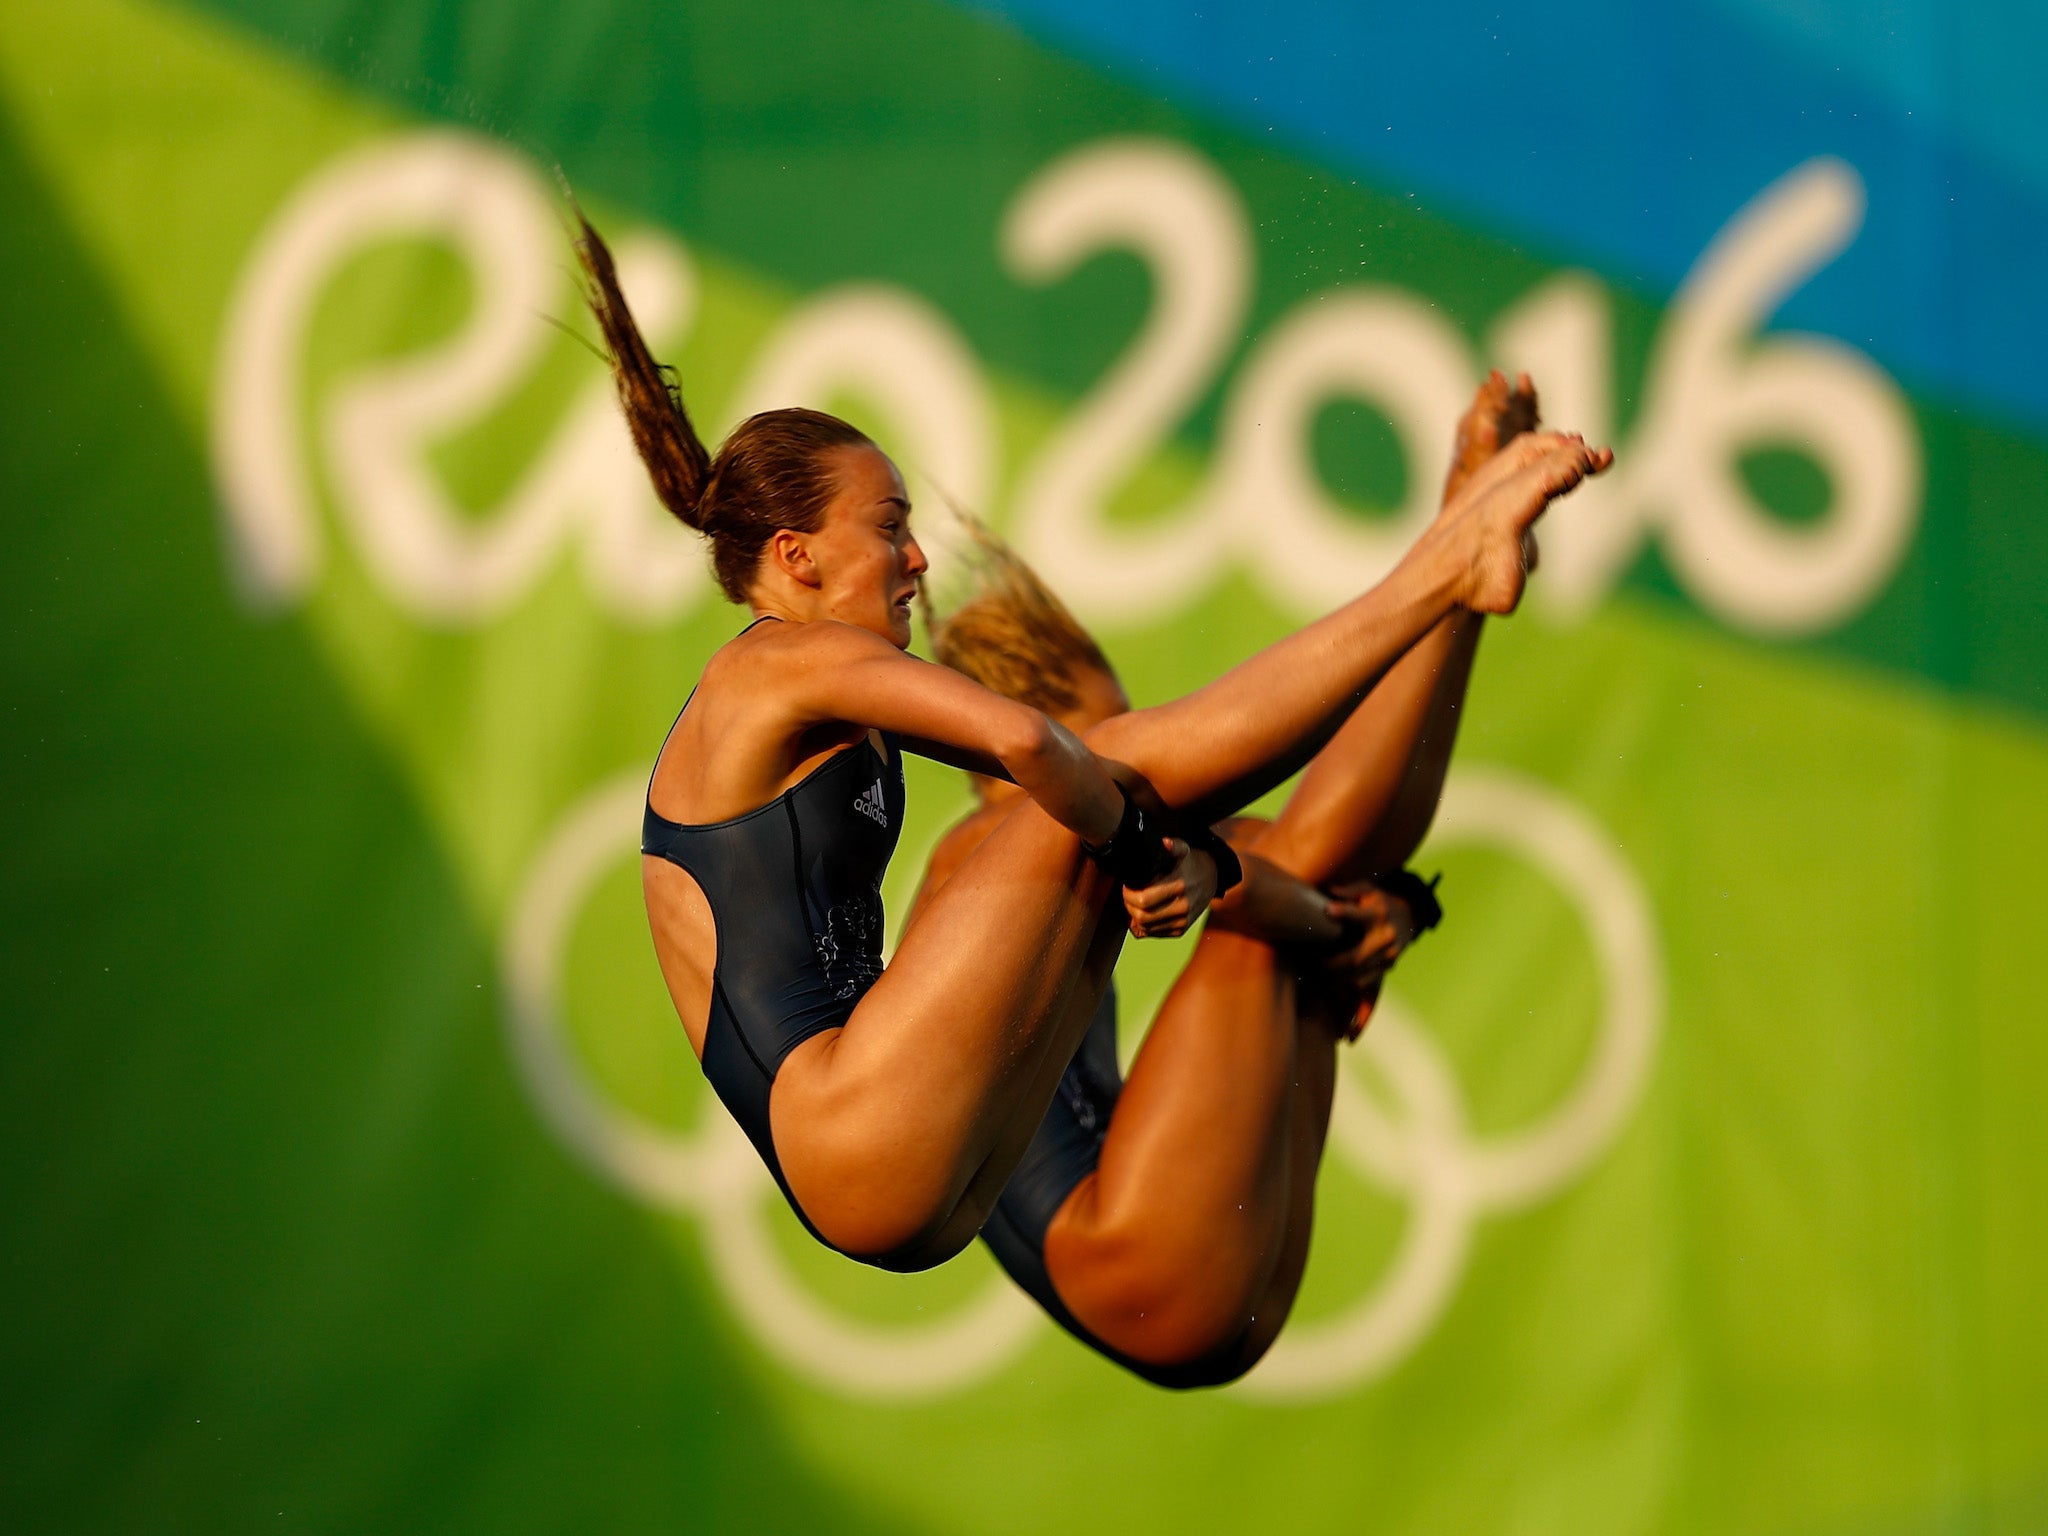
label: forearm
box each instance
[1205,853,1344,946]
[810,627,1126,844]
[1002,714,1125,846]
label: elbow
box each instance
[998,709,1060,785]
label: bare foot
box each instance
[1442,431,1613,614]
[1443,370,1542,506]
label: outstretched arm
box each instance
[782,620,1127,845]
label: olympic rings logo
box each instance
[501,766,1661,1403]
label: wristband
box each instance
[1377,868,1443,934]
[1182,823,1244,898]
[1083,792,1176,887]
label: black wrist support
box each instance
[1085,794,1245,897]
[1084,793,1176,887]
[1182,823,1244,898]
[1378,868,1444,934]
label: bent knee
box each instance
[780,1152,976,1269]
[1046,1222,1268,1373]
[1137,1334,1269,1391]
[775,1132,971,1270]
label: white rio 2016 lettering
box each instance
[214,129,1919,638]
[1496,158,1923,631]
[1010,141,1921,634]
[213,131,992,623]
[1004,138,1475,619]
[215,132,706,622]
[998,139,1249,622]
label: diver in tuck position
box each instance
[576,215,1607,1344]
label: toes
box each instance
[1465,372,1509,432]
[1502,374,1541,439]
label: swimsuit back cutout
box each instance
[643,672,904,1239]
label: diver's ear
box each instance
[766,527,823,590]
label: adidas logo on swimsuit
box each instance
[852,779,889,828]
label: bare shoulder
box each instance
[654,621,884,820]
[716,616,900,687]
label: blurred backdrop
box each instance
[5,0,2046,1532]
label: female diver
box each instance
[915,373,1540,1385]
[578,216,1610,1273]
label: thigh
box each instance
[767,794,1122,1259]
[920,907,1129,1259]
[1042,929,1305,1364]
[1226,1005,1341,1367]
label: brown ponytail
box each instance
[925,514,1114,714]
[573,213,874,603]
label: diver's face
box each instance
[811,445,927,648]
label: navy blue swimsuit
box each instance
[643,713,903,1245]
[978,984,1121,1330]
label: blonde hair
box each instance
[923,515,1113,714]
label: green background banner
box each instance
[4,1,2044,1531]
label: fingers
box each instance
[1123,838,1200,938]
[1120,839,1185,904]
[1129,912,1191,939]
[1127,900,1193,938]
[1123,883,1192,937]
[1323,886,1390,926]
[1322,910,1406,975]
[1325,924,1402,975]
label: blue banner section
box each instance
[956,0,2048,434]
